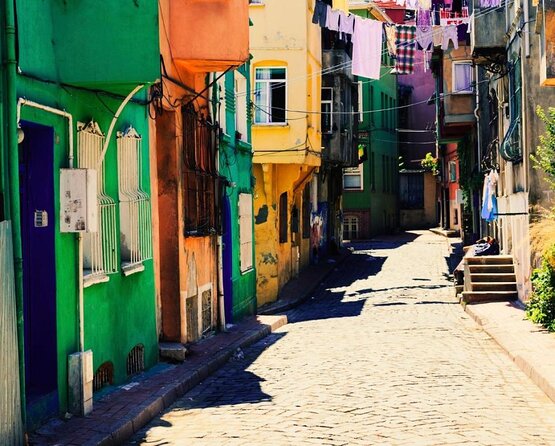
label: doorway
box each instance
[19,122,58,426]
[222,196,233,324]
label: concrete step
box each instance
[468,264,515,274]
[470,273,516,283]
[461,291,518,304]
[471,282,518,292]
[466,255,514,265]
[159,342,188,362]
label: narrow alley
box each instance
[129,231,555,446]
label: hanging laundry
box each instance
[338,11,355,40]
[416,26,433,50]
[467,13,473,34]
[385,23,397,57]
[481,170,499,222]
[432,25,443,47]
[312,0,329,27]
[333,0,350,13]
[396,0,406,6]
[441,24,458,50]
[326,8,341,32]
[395,25,417,75]
[480,0,501,7]
[417,0,432,10]
[406,0,419,9]
[417,8,432,26]
[352,16,383,80]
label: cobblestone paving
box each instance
[130,231,555,446]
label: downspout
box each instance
[97,84,144,169]
[4,0,26,423]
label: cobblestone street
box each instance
[130,231,555,445]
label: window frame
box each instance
[343,164,364,191]
[321,86,334,134]
[448,161,457,183]
[254,66,288,125]
[238,193,254,273]
[452,61,474,95]
[343,215,359,241]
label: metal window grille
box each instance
[93,361,114,392]
[117,127,153,270]
[186,295,199,342]
[126,344,145,377]
[182,105,220,236]
[201,289,213,335]
[77,121,118,279]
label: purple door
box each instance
[19,122,58,426]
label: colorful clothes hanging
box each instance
[416,26,433,50]
[432,25,443,47]
[395,25,417,74]
[481,170,499,222]
[385,23,397,57]
[352,16,383,79]
[441,24,458,50]
[326,9,341,31]
[312,0,329,27]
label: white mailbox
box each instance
[60,168,98,233]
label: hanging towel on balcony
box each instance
[395,25,417,74]
[352,16,383,80]
[312,0,329,27]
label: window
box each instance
[381,93,385,128]
[235,72,248,141]
[321,87,333,134]
[126,344,144,377]
[369,86,374,125]
[453,61,473,94]
[343,215,359,240]
[254,67,287,124]
[302,185,311,239]
[448,161,457,182]
[343,164,363,190]
[182,105,219,236]
[357,82,364,123]
[382,155,386,193]
[279,192,288,243]
[399,173,424,209]
[77,121,118,285]
[117,127,153,274]
[500,58,522,162]
[371,151,375,191]
[238,193,253,273]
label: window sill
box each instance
[249,2,265,6]
[240,267,255,276]
[122,262,145,277]
[83,272,110,288]
[253,123,289,128]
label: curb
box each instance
[258,250,352,315]
[35,315,287,446]
[464,303,555,405]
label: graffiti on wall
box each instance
[310,202,328,262]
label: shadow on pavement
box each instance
[129,332,288,444]
[346,231,420,251]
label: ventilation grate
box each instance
[126,344,145,377]
[202,289,212,335]
[93,361,114,392]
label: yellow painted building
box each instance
[249,0,322,306]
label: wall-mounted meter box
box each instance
[60,169,98,233]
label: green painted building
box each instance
[342,9,399,240]
[2,0,160,429]
[215,62,257,323]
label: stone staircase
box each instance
[460,255,518,304]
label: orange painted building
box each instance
[150,0,250,343]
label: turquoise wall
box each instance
[218,63,257,321]
[344,9,398,235]
[12,1,160,421]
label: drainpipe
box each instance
[4,0,26,423]
[97,84,144,169]
[474,66,482,237]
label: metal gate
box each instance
[0,221,24,444]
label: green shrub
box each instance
[526,252,555,331]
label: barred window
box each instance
[77,121,118,286]
[182,105,219,236]
[117,127,153,274]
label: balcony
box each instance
[169,0,250,73]
[16,0,160,94]
[471,7,506,66]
